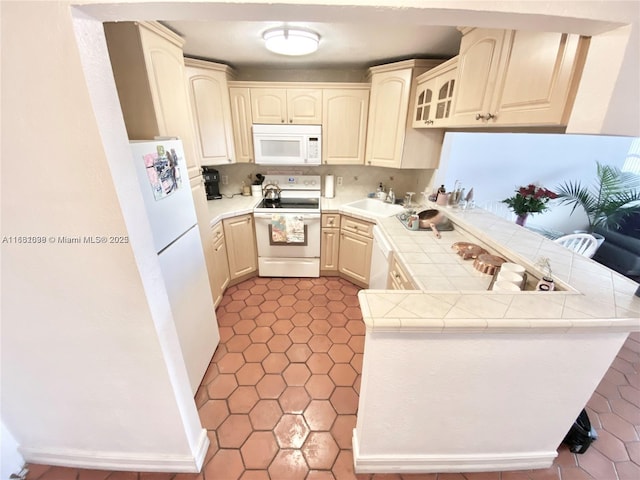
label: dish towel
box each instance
[271,214,305,243]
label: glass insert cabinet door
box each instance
[414,79,436,126]
[436,79,455,120]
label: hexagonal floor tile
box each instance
[249,399,283,430]
[217,352,246,373]
[273,414,310,449]
[331,414,357,449]
[268,449,309,480]
[309,335,332,353]
[328,344,354,363]
[329,363,358,387]
[228,386,260,413]
[305,374,335,400]
[255,312,277,326]
[198,399,229,430]
[309,320,332,335]
[236,363,266,386]
[328,327,351,344]
[330,387,359,415]
[226,334,251,353]
[289,326,313,343]
[240,431,278,469]
[217,414,253,448]
[267,334,293,353]
[206,373,238,399]
[283,363,312,386]
[233,319,257,335]
[256,374,287,399]
[262,352,289,374]
[272,319,294,335]
[302,431,340,469]
[304,400,337,431]
[307,352,334,374]
[278,294,298,306]
[249,326,274,344]
[243,343,270,363]
[286,343,313,363]
[204,449,244,480]
[279,386,311,414]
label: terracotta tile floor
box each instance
[26,277,639,480]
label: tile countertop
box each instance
[207,194,640,332]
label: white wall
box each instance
[1,1,205,472]
[355,330,628,473]
[1,422,24,480]
[435,132,636,233]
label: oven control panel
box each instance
[262,175,321,191]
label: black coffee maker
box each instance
[202,166,222,200]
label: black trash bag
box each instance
[562,409,598,454]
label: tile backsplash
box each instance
[214,163,436,201]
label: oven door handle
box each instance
[254,212,321,220]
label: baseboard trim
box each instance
[352,429,556,473]
[20,428,210,473]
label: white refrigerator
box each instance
[130,139,219,394]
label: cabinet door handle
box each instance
[486,113,496,120]
[281,119,285,123]
[289,119,293,123]
[475,113,486,121]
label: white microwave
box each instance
[253,124,322,166]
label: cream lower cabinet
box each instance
[223,214,258,282]
[321,214,341,275]
[185,59,237,166]
[365,60,445,169]
[388,255,416,290]
[210,222,231,307]
[338,216,374,287]
[322,88,369,165]
[450,28,588,127]
[104,21,201,180]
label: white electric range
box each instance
[253,175,322,277]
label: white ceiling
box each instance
[164,20,462,69]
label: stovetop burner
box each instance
[256,198,320,210]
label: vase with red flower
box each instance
[502,184,558,225]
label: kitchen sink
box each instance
[342,198,405,217]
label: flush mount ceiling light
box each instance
[263,27,320,56]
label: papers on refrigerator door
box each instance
[143,144,183,201]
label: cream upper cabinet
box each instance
[448,28,508,126]
[412,57,458,128]
[250,88,287,124]
[185,59,236,166]
[322,88,369,165]
[450,28,588,127]
[250,88,322,124]
[365,60,445,169]
[228,87,255,163]
[287,89,323,124]
[104,21,201,180]
[490,31,588,126]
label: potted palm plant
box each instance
[556,162,640,234]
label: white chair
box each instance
[553,233,599,258]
